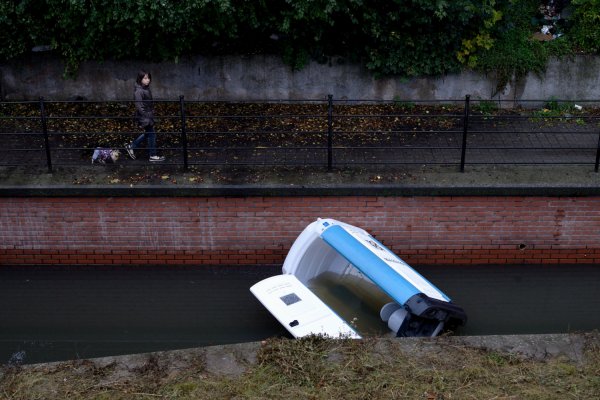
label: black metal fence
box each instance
[2,95,600,173]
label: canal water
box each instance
[1,264,599,365]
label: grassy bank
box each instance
[1,334,599,399]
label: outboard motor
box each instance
[381,294,467,337]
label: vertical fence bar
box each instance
[595,130,600,172]
[460,94,470,172]
[179,95,189,171]
[39,97,52,172]
[327,94,333,171]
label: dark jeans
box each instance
[131,125,157,157]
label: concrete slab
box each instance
[18,332,597,379]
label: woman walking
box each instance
[125,70,165,162]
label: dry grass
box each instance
[2,334,599,400]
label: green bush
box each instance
[43,0,242,76]
[0,0,595,80]
[475,0,573,92]
[356,0,502,77]
[570,0,600,52]
[0,0,503,78]
[0,1,42,60]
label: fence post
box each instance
[595,130,600,172]
[39,97,52,173]
[179,95,189,171]
[460,94,470,172]
[327,94,333,171]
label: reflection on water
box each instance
[0,265,285,365]
[308,272,393,336]
[1,264,600,365]
[430,264,600,336]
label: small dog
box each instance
[91,148,121,164]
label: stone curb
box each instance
[3,184,600,197]
[17,333,595,379]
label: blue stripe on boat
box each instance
[320,224,450,305]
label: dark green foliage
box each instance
[358,0,501,77]
[475,0,573,92]
[43,0,242,76]
[570,0,600,52]
[0,0,44,60]
[0,0,595,79]
[0,0,499,77]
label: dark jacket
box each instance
[134,83,154,128]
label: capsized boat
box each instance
[250,218,467,338]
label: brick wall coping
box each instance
[2,184,600,197]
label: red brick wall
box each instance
[2,196,600,266]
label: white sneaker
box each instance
[149,155,166,162]
[125,143,136,160]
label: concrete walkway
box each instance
[3,110,600,195]
[3,109,600,171]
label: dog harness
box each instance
[92,149,114,163]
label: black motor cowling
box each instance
[380,293,467,337]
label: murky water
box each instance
[0,265,285,365]
[307,272,394,336]
[1,264,599,365]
